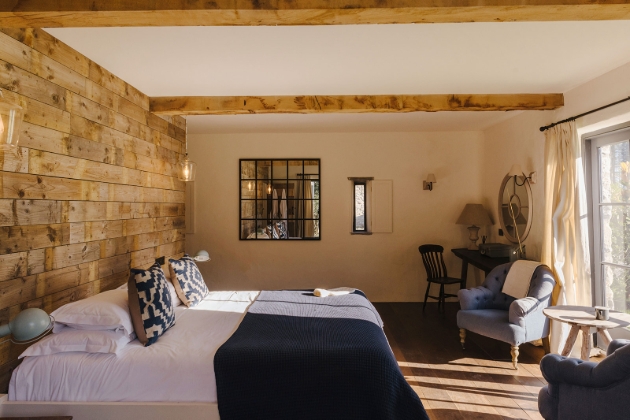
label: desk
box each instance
[451,248,510,288]
[544,305,630,360]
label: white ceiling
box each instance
[47,22,630,133]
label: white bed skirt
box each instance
[0,395,221,420]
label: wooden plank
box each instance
[2,90,71,133]
[14,199,63,225]
[150,94,565,115]
[84,220,124,241]
[0,147,29,173]
[98,253,130,278]
[88,61,149,111]
[19,121,69,155]
[36,263,90,296]
[0,223,70,255]
[32,49,87,96]
[2,1,630,27]
[0,58,67,111]
[0,199,13,227]
[46,241,101,271]
[0,31,33,72]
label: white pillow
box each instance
[19,327,133,359]
[51,289,134,336]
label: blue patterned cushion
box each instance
[128,263,175,346]
[168,255,210,307]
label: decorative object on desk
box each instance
[595,306,610,321]
[193,250,211,262]
[178,126,196,181]
[423,173,436,191]
[418,244,463,312]
[0,89,24,150]
[479,242,512,258]
[0,308,53,344]
[499,169,532,247]
[456,203,492,250]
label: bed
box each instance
[2,289,428,420]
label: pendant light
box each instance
[178,124,196,182]
[0,89,24,150]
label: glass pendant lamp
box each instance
[0,89,24,150]
[178,124,196,181]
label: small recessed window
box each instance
[353,182,366,232]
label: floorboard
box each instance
[374,302,604,420]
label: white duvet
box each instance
[9,291,259,402]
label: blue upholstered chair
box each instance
[457,262,556,369]
[538,339,630,420]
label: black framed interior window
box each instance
[240,159,320,240]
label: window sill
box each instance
[350,231,372,235]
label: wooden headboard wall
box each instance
[0,28,187,391]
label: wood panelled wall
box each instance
[0,28,187,390]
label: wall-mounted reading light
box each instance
[423,173,437,191]
[508,164,537,186]
[193,250,211,262]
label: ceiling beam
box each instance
[2,1,630,27]
[149,94,564,115]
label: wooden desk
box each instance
[451,248,510,287]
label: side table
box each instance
[543,305,630,360]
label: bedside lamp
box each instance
[456,204,492,250]
[0,308,53,344]
[193,250,211,262]
[423,173,437,191]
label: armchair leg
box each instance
[511,345,519,370]
[542,336,551,354]
[459,328,466,350]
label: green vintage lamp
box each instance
[0,308,53,344]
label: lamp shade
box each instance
[456,204,492,226]
[0,308,52,343]
[178,155,197,182]
[426,173,437,183]
[193,250,210,262]
[508,164,523,177]
[0,90,24,150]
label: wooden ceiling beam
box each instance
[149,94,564,115]
[2,1,630,27]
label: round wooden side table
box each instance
[543,305,630,361]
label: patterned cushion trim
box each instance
[128,263,175,346]
[168,255,210,307]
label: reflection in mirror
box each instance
[498,175,532,244]
[240,159,321,240]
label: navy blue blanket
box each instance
[214,290,428,420]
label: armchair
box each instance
[538,339,630,420]
[457,262,556,368]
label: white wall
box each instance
[482,61,630,261]
[186,132,485,302]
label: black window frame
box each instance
[239,158,321,240]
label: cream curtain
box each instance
[541,120,592,354]
[304,176,315,237]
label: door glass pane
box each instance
[241,181,256,199]
[257,161,271,179]
[599,140,630,204]
[241,221,255,239]
[240,200,255,219]
[600,204,630,266]
[354,183,365,231]
[604,265,630,314]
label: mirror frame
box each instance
[497,174,533,244]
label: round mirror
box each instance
[498,175,533,244]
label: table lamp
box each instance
[456,204,492,250]
[0,308,53,344]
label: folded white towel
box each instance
[502,260,543,299]
[313,287,355,297]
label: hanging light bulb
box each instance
[248,181,253,191]
[267,183,272,194]
[178,123,196,182]
[0,89,24,150]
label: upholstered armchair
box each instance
[538,339,630,420]
[457,262,556,368]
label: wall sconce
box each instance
[508,164,537,186]
[423,173,436,191]
[0,90,24,150]
[193,250,211,262]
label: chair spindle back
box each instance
[418,244,448,280]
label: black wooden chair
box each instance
[418,244,463,312]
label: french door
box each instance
[589,128,630,340]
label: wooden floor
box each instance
[375,302,555,420]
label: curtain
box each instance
[304,176,315,237]
[541,120,592,354]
